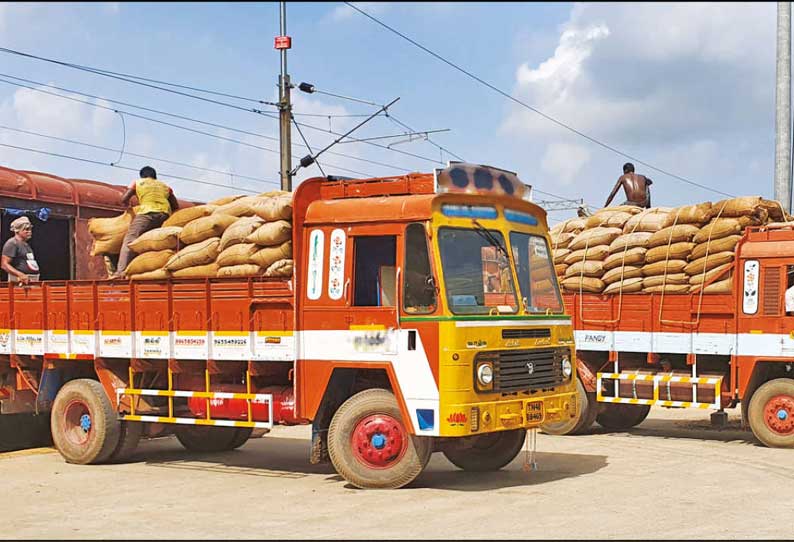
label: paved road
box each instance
[3,407,792,540]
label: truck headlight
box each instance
[476,362,494,389]
[562,356,573,379]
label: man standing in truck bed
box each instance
[114,166,179,277]
[1,216,39,283]
[604,162,653,208]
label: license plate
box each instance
[526,401,544,423]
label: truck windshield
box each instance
[509,231,563,313]
[437,227,518,314]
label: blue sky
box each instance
[0,2,779,222]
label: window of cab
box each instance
[504,208,538,226]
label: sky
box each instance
[0,2,781,223]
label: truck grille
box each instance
[501,328,551,339]
[482,348,563,392]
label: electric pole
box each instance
[275,1,293,191]
[775,1,791,212]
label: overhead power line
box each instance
[344,2,735,199]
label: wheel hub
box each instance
[63,400,92,446]
[351,414,407,469]
[764,394,794,435]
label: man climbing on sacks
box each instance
[1,216,40,284]
[604,162,653,208]
[114,166,179,278]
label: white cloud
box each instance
[540,142,591,186]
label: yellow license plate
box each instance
[526,401,544,423]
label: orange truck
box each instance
[554,224,794,448]
[0,162,577,488]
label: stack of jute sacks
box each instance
[91,191,294,281]
[550,196,790,295]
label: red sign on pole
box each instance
[274,36,292,50]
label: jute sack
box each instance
[258,190,289,198]
[163,205,216,228]
[213,195,265,218]
[128,226,183,253]
[264,258,294,277]
[642,260,688,276]
[569,227,623,251]
[623,208,671,233]
[550,232,575,249]
[208,195,243,206]
[129,268,171,281]
[603,277,644,294]
[563,245,610,265]
[562,217,587,234]
[647,224,700,248]
[713,196,784,220]
[693,218,742,244]
[125,249,175,276]
[684,251,734,276]
[690,276,733,294]
[217,264,263,278]
[89,209,134,255]
[585,211,633,229]
[645,242,696,264]
[596,205,643,215]
[688,262,734,285]
[642,273,689,288]
[171,262,219,279]
[643,284,690,294]
[690,235,741,260]
[247,220,292,246]
[252,195,293,221]
[602,266,643,285]
[180,214,237,245]
[608,232,653,253]
[561,276,605,293]
[554,263,568,277]
[553,249,571,265]
[662,202,713,228]
[565,260,605,278]
[550,222,565,236]
[216,243,258,268]
[219,216,265,251]
[603,247,647,270]
[165,237,221,272]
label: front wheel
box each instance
[596,403,651,431]
[328,388,432,489]
[541,378,597,435]
[748,378,794,448]
[442,429,525,471]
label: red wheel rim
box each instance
[350,414,408,469]
[63,400,92,446]
[763,394,794,435]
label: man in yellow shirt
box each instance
[114,166,179,277]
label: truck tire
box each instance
[174,425,245,452]
[541,378,597,435]
[748,378,794,448]
[596,403,651,431]
[109,421,144,462]
[442,429,525,471]
[227,427,254,450]
[328,388,432,489]
[51,379,121,465]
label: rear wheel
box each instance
[541,378,597,435]
[227,427,254,450]
[748,378,794,448]
[109,421,144,462]
[175,425,244,452]
[328,388,431,489]
[596,403,651,431]
[51,379,120,464]
[443,429,525,471]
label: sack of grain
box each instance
[213,195,264,218]
[125,249,175,276]
[264,258,294,277]
[550,232,575,249]
[645,242,696,264]
[554,263,568,277]
[128,226,183,253]
[562,217,588,234]
[219,216,265,251]
[608,232,653,253]
[89,209,134,255]
[688,262,734,286]
[569,227,623,251]
[662,202,713,228]
[623,208,671,233]
[129,268,171,281]
[602,266,643,285]
[247,220,292,246]
[684,251,734,276]
[553,248,571,265]
[165,237,221,272]
[642,260,688,276]
[603,277,644,294]
[550,222,565,236]
[217,264,263,278]
[251,194,293,221]
[647,224,700,248]
[693,218,742,244]
[171,262,220,279]
[216,243,258,268]
[180,214,238,245]
[690,235,741,260]
[585,211,633,229]
[642,273,689,288]
[258,190,289,198]
[603,247,647,270]
[690,276,733,294]
[208,194,243,206]
[596,205,644,215]
[563,245,610,265]
[163,204,217,228]
[565,260,605,278]
[713,196,777,219]
[561,276,605,293]
[643,284,690,294]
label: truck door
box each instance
[348,229,400,334]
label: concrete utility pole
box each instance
[775,1,791,212]
[276,1,293,191]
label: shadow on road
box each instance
[579,416,761,447]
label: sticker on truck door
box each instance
[307,229,325,301]
[743,260,759,314]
